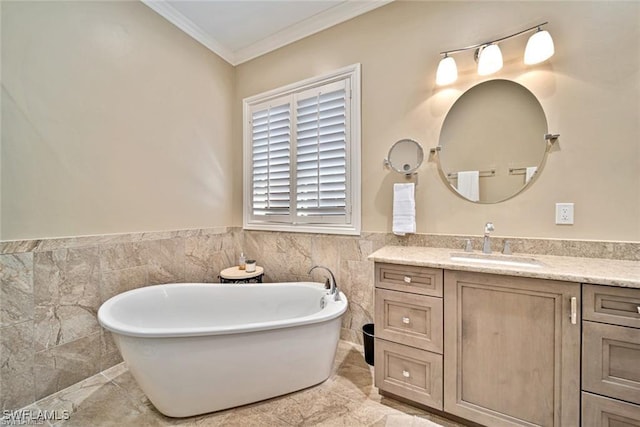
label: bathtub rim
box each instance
[98,282,348,338]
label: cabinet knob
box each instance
[637,306,640,315]
[403,276,412,283]
[570,297,577,325]
[402,316,411,324]
[402,370,410,378]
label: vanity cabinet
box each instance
[370,246,640,427]
[374,263,582,425]
[443,270,581,427]
[374,263,444,410]
[582,285,640,426]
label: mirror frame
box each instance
[387,138,424,175]
[436,79,550,204]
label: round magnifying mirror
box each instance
[387,139,424,174]
[438,79,548,203]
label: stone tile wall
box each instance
[0,228,239,411]
[241,231,405,343]
[1,226,638,411]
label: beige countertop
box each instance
[368,246,640,288]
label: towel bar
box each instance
[508,167,534,175]
[447,169,495,179]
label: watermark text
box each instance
[1,409,70,425]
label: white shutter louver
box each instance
[295,82,348,222]
[251,102,291,217]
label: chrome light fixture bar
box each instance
[436,22,554,86]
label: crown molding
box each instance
[142,0,393,66]
[141,0,236,64]
[233,1,393,65]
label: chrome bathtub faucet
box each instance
[483,222,495,254]
[308,265,340,301]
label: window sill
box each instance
[243,222,361,236]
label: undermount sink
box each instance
[450,252,543,269]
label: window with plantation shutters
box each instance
[243,65,361,235]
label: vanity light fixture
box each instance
[435,53,458,86]
[476,44,503,76]
[435,21,554,86]
[524,27,555,65]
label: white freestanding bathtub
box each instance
[97,282,348,417]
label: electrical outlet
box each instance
[555,203,574,225]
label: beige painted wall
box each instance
[1,1,235,240]
[2,1,638,242]
[235,1,640,241]
[0,0,3,240]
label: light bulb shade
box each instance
[436,55,457,86]
[477,44,503,75]
[524,30,554,65]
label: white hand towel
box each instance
[525,166,538,183]
[456,171,480,202]
[393,183,416,236]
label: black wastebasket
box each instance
[362,323,375,366]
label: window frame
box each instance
[242,64,361,236]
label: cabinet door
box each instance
[444,270,580,427]
[375,288,443,353]
[376,263,443,297]
[583,285,640,328]
[374,338,443,410]
[582,392,640,426]
[583,321,640,405]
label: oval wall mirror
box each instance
[387,139,424,174]
[437,79,548,203]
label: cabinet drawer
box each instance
[583,321,640,405]
[375,263,443,297]
[374,339,443,410]
[582,392,640,426]
[375,288,443,353]
[583,285,640,328]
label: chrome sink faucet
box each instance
[309,265,340,301]
[483,222,495,254]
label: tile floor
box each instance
[11,341,466,427]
